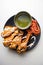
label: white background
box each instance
[0,0,43,65]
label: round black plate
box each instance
[4,15,41,51]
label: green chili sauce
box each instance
[15,15,31,28]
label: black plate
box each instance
[4,15,41,51]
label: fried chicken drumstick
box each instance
[17,30,32,53]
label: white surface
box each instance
[0,0,43,65]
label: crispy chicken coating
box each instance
[9,36,22,49]
[3,30,19,46]
[1,26,18,37]
[17,30,31,53]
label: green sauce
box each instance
[15,15,31,28]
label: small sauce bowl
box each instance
[14,11,32,30]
